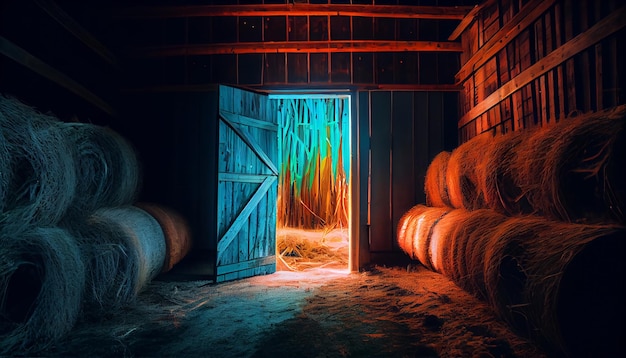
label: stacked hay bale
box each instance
[403,105,626,356]
[0,95,191,355]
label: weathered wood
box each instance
[218,173,267,183]
[216,256,275,277]
[34,0,118,67]
[0,36,115,116]
[457,5,626,128]
[455,0,558,84]
[217,176,277,263]
[117,4,473,20]
[220,110,279,175]
[134,40,462,57]
[448,4,482,41]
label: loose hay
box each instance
[0,226,85,355]
[424,151,451,207]
[0,95,77,228]
[135,202,192,273]
[276,228,348,271]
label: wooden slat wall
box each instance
[363,90,457,262]
[456,0,626,141]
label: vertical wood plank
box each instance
[357,91,371,264]
[369,91,391,252]
[391,92,415,252]
[414,92,429,206]
[563,0,577,114]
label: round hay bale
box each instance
[476,130,531,216]
[0,127,11,213]
[67,216,142,310]
[397,205,449,270]
[0,226,85,354]
[429,208,471,276]
[446,133,492,210]
[58,123,142,220]
[397,204,430,260]
[0,95,77,228]
[482,216,625,356]
[513,110,626,223]
[447,209,507,298]
[135,202,192,273]
[424,151,452,207]
[91,206,166,297]
[551,113,625,223]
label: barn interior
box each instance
[1,0,625,357]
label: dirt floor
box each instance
[38,261,551,358]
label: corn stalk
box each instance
[277,97,350,230]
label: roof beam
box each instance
[116,4,473,20]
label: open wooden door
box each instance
[216,85,278,282]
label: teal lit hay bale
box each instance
[0,126,10,213]
[67,216,141,310]
[0,95,77,227]
[91,206,166,298]
[58,123,142,220]
[135,202,192,273]
[446,133,492,210]
[424,151,451,207]
[482,217,625,357]
[476,130,530,216]
[397,205,449,270]
[0,226,85,355]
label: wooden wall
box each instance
[454,0,626,142]
[114,1,467,90]
[358,90,458,264]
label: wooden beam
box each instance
[134,40,462,57]
[34,0,118,67]
[116,4,474,20]
[455,0,558,84]
[457,5,626,129]
[448,3,483,41]
[0,36,116,117]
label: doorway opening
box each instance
[273,94,351,272]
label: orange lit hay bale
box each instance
[424,151,451,207]
[396,205,449,270]
[0,226,85,354]
[429,208,472,276]
[476,130,530,216]
[513,109,626,223]
[482,217,625,356]
[0,95,77,227]
[446,133,492,210]
[59,123,142,220]
[442,209,508,298]
[135,202,192,273]
[397,204,430,259]
[88,207,166,301]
